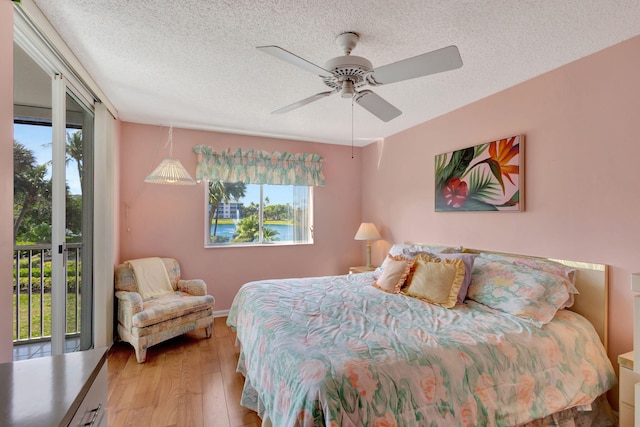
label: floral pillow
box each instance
[478,253,578,308]
[402,254,465,309]
[372,254,413,294]
[479,253,577,283]
[467,257,572,327]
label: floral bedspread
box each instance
[227,272,616,427]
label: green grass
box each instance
[214,218,235,225]
[12,292,80,340]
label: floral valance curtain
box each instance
[192,145,325,186]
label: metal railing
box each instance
[13,243,82,343]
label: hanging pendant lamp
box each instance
[144,125,196,185]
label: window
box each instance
[194,146,323,247]
[205,182,313,246]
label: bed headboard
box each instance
[405,243,609,350]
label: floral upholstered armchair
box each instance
[114,257,215,363]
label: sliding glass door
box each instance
[13,37,94,357]
[51,79,95,355]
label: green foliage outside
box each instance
[232,215,279,242]
[14,131,84,244]
[14,256,80,293]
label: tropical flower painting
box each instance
[435,135,524,211]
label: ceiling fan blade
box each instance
[272,91,335,114]
[354,90,402,122]
[369,45,463,85]
[257,45,331,77]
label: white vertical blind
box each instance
[93,103,116,348]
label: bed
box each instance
[227,245,617,426]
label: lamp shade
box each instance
[144,158,196,185]
[144,124,196,185]
[354,222,381,241]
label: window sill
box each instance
[204,241,314,249]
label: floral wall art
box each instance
[435,135,524,212]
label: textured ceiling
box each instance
[30,0,640,146]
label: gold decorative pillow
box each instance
[402,254,465,308]
[373,255,414,293]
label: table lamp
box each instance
[354,222,381,268]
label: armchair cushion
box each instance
[132,292,214,328]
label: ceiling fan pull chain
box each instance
[351,97,354,159]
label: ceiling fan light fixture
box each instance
[340,80,355,98]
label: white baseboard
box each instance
[213,309,230,318]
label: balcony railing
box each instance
[13,243,82,344]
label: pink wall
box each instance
[118,123,364,310]
[362,35,640,370]
[0,2,14,363]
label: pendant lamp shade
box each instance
[145,124,196,185]
[145,158,196,185]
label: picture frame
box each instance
[435,134,524,212]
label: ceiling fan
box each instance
[258,32,463,122]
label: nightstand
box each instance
[349,265,376,274]
[619,351,640,427]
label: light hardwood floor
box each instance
[107,317,261,427]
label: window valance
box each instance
[193,146,325,186]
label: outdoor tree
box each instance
[241,202,259,218]
[66,130,83,188]
[264,203,290,221]
[66,193,83,242]
[13,141,50,241]
[13,140,83,244]
[64,130,84,242]
[232,215,278,243]
[208,181,246,244]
